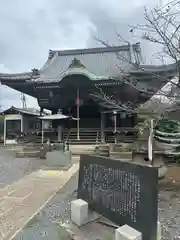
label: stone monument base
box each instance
[71,199,161,240]
[115,225,142,240]
[45,150,71,167]
[70,199,100,226]
[115,221,161,240]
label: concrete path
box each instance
[0,163,79,240]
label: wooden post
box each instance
[40,107,44,144]
[148,119,154,165]
[3,117,6,145]
[100,112,105,143]
[113,111,117,144]
[57,126,62,142]
[40,107,43,116]
[41,120,44,145]
[76,88,80,140]
[20,116,23,133]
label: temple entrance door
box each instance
[65,99,101,129]
[54,74,99,140]
[63,95,101,141]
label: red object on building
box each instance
[76,96,80,105]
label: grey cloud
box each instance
[0,0,158,70]
[0,84,38,110]
[0,0,160,109]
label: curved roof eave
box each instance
[0,51,58,83]
[0,71,40,82]
[59,67,112,81]
[40,51,58,72]
[1,106,41,116]
[33,67,112,83]
[0,44,139,83]
[130,61,179,74]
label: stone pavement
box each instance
[0,163,79,240]
[0,146,45,188]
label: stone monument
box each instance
[77,154,158,240]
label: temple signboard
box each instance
[78,154,158,240]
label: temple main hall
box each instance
[0,43,178,144]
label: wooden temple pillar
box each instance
[100,112,105,143]
[40,107,44,143]
[113,110,117,144]
[40,107,44,116]
[57,109,63,142]
[3,117,6,145]
[76,88,80,140]
[40,107,44,144]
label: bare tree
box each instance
[129,1,180,130]
[93,1,180,135]
[139,1,180,61]
[131,0,180,83]
[93,4,180,237]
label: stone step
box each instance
[64,131,99,135]
[70,145,95,154]
[64,128,100,132]
[71,150,94,155]
[64,134,99,138]
[110,152,132,160]
[112,146,124,152]
[112,143,134,152]
[24,142,42,147]
[16,151,40,158]
[23,146,40,152]
[65,138,99,142]
[68,140,100,145]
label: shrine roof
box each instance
[0,44,142,84]
[36,43,142,83]
[130,61,179,74]
[0,43,178,86]
[0,70,39,81]
[50,44,139,55]
[1,106,41,116]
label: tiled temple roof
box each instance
[36,43,142,83]
[0,44,141,83]
[0,69,40,81]
[130,61,179,74]
[1,106,41,116]
[0,43,178,85]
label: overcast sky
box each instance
[0,0,167,110]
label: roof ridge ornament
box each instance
[31,68,39,76]
[48,49,54,59]
[68,57,85,69]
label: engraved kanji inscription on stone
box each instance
[78,154,158,240]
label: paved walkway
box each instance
[0,146,45,188]
[0,163,79,240]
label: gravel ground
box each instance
[159,190,180,239]
[13,173,79,240]
[12,172,180,240]
[0,146,44,188]
[1,146,180,239]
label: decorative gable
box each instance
[68,58,85,69]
